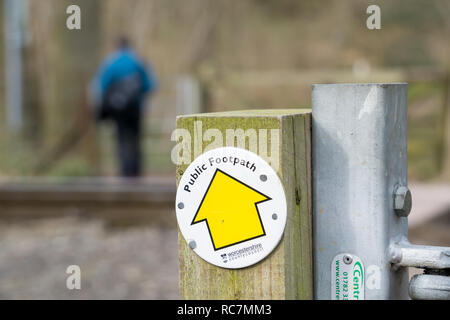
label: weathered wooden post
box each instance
[174,109,312,299]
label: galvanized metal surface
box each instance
[312,83,409,299]
[409,274,450,300]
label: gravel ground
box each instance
[0,211,447,300]
[0,217,179,299]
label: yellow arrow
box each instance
[191,169,271,250]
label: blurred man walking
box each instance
[92,38,157,177]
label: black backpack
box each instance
[99,73,143,120]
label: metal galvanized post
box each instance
[312,83,409,299]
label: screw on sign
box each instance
[176,147,287,269]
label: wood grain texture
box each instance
[175,109,312,299]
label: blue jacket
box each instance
[92,48,157,108]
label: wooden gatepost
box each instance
[174,109,312,299]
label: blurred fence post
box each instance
[440,70,450,178]
[175,109,312,299]
[176,75,202,116]
[3,0,23,132]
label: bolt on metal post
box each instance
[393,185,412,217]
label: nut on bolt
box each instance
[394,185,412,217]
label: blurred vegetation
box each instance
[0,0,449,180]
[408,82,444,180]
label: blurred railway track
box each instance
[0,178,448,245]
[0,177,176,228]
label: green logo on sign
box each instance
[352,261,364,300]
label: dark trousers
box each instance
[115,105,142,177]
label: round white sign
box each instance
[175,147,287,269]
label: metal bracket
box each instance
[389,240,450,270]
[409,273,450,300]
[389,239,450,300]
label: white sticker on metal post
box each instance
[331,253,365,300]
[175,147,287,269]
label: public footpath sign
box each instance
[176,147,287,269]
